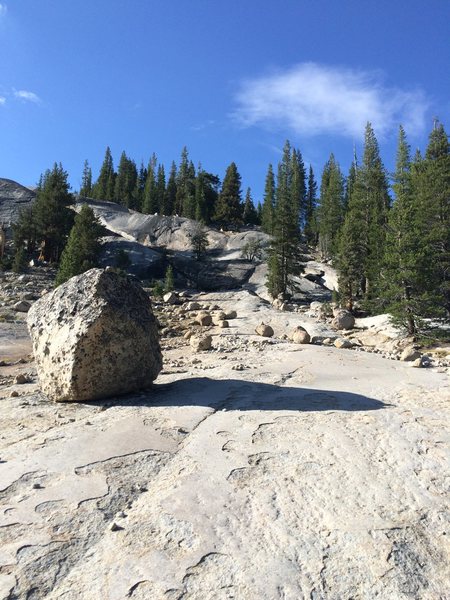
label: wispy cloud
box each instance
[190,119,216,132]
[0,4,7,18]
[233,63,428,139]
[14,90,41,104]
[0,96,6,105]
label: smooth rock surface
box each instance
[27,268,162,401]
[1,288,449,599]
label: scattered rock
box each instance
[13,300,32,313]
[186,301,201,311]
[218,320,229,328]
[225,310,237,320]
[411,356,425,368]
[334,338,353,349]
[331,310,355,330]
[109,522,123,532]
[10,390,19,397]
[163,291,178,304]
[190,334,212,352]
[400,346,421,362]
[255,323,274,337]
[14,373,30,385]
[212,311,227,324]
[291,326,311,344]
[27,268,162,402]
[194,311,212,326]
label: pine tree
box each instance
[304,165,318,244]
[381,126,423,334]
[337,123,390,309]
[164,265,174,292]
[142,155,158,214]
[80,160,93,197]
[261,164,275,234]
[415,121,450,318]
[155,165,166,213]
[163,162,177,215]
[133,162,147,212]
[55,204,102,286]
[13,206,37,255]
[267,142,303,298]
[33,163,74,262]
[214,162,243,226]
[189,225,209,260]
[176,147,195,216]
[359,123,390,303]
[291,148,306,229]
[93,146,115,201]
[243,188,258,225]
[114,151,137,208]
[317,154,345,258]
[195,169,207,222]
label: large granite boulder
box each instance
[27,268,162,402]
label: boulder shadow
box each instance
[90,377,390,412]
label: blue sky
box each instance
[1,0,449,202]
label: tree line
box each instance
[9,120,449,337]
[261,121,449,336]
[79,147,259,227]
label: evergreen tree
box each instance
[304,165,318,244]
[142,155,158,214]
[243,188,258,225]
[155,165,166,213]
[55,204,103,286]
[195,169,207,222]
[359,123,390,303]
[256,202,263,224]
[163,161,177,215]
[291,148,306,229]
[33,163,74,262]
[261,164,275,234]
[415,121,450,318]
[381,126,423,333]
[164,264,174,292]
[317,154,345,258]
[337,123,390,308]
[93,146,115,201]
[214,162,243,226]
[114,151,137,208]
[175,147,196,216]
[201,172,220,223]
[267,142,303,298]
[13,206,37,255]
[12,246,28,273]
[189,225,209,260]
[133,162,147,212]
[80,159,93,197]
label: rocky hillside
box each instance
[0,178,36,230]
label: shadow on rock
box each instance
[89,377,390,412]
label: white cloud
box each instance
[0,96,5,105]
[0,4,7,18]
[233,63,428,139]
[14,90,41,104]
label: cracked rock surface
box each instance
[0,291,449,599]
